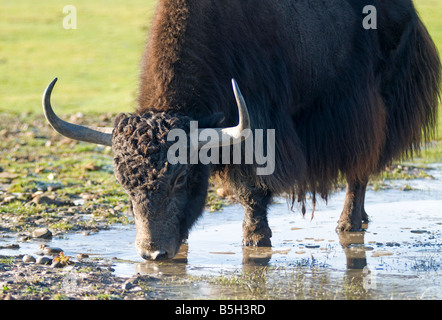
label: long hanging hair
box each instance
[136,0,441,210]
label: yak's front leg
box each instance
[338,178,369,232]
[238,188,273,247]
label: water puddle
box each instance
[1,163,441,299]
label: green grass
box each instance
[0,0,157,114]
[409,1,442,160]
[415,0,442,50]
[415,1,442,157]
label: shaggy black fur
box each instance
[113,0,440,256]
[136,0,440,203]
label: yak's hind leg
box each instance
[238,186,273,247]
[338,178,369,232]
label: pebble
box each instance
[20,236,31,242]
[23,255,36,263]
[30,195,71,207]
[122,281,134,290]
[386,242,400,247]
[43,246,63,255]
[32,228,52,239]
[3,196,17,203]
[0,244,19,249]
[51,261,63,268]
[77,253,89,259]
[411,230,428,234]
[121,275,153,290]
[1,293,13,300]
[36,256,52,265]
[372,251,394,257]
[0,172,18,179]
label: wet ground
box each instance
[1,163,441,300]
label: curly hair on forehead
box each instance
[112,112,193,191]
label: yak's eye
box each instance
[173,172,187,189]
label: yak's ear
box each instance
[198,112,225,128]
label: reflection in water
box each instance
[3,164,441,299]
[134,227,373,290]
[134,227,371,279]
[242,247,273,266]
[134,245,276,277]
[130,195,442,299]
[338,226,368,270]
[135,244,189,277]
[338,226,371,295]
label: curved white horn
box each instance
[198,79,251,149]
[42,78,114,146]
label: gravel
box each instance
[0,254,160,300]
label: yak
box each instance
[42,0,440,260]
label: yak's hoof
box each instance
[243,236,272,247]
[337,219,363,232]
[243,223,272,247]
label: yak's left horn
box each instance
[198,79,251,149]
[43,78,114,147]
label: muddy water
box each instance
[2,163,442,299]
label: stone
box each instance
[0,172,18,180]
[23,255,36,263]
[43,247,63,255]
[3,195,17,203]
[36,256,52,265]
[31,195,71,207]
[1,293,13,300]
[411,230,428,234]
[122,281,134,290]
[372,251,394,257]
[0,244,19,249]
[32,228,52,239]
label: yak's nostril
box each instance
[139,250,166,260]
[150,250,168,260]
[136,244,171,260]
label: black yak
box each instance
[43,0,440,260]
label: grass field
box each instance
[0,0,157,114]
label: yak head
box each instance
[42,78,250,260]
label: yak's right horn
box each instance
[42,78,114,147]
